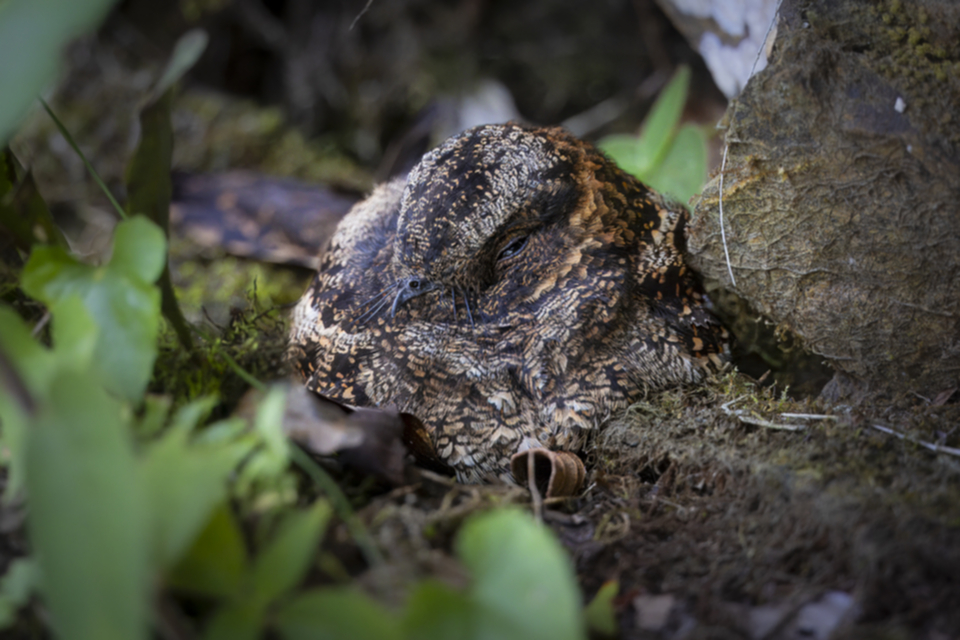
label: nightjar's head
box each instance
[384,123,655,323]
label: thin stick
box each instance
[40,99,126,220]
[718,144,736,287]
[871,424,960,459]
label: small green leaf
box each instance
[203,601,265,640]
[0,0,120,145]
[109,216,167,283]
[0,300,97,498]
[597,134,651,178]
[251,500,332,605]
[457,509,585,640]
[151,29,209,101]
[21,216,165,401]
[583,580,619,637]
[642,124,708,207]
[638,65,690,166]
[273,588,401,640]
[402,580,476,640]
[26,372,149,640]
[166,502,248,599]
[141,407,248,568]
[0,557,40,628]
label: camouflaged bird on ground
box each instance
[289,123,728,482]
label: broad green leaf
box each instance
[402,580,476,640]
[457,509,585,640]
[203,601,264,640]
[643,124,708,207]
[109,216,167,283]
[583,580,619,637]
[166,502,248,598]
[0,299,96,497]
[49,296,98,372]
[141,405,248,568]
[0,0,120,145]
[273,588,401,640]
[21,216,165,401]
[637,65,690,167]
[0,557,40,628]
[26,372,148,640]
[251,500,332,605]
[597,134,654,178]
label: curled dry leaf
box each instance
[510,448,585,498]
[258,383,408,484]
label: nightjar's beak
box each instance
[390,276,436,317]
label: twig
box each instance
[721,396,813,431]
[349,0,375,30]
[871,424,960,458]
[718,144,736,287]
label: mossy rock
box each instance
[688,0,960,396]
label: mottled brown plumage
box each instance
[289,123,727,482]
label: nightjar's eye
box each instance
[497,236,529,261]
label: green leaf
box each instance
[151,29,209,101]
[166,502,248,599]
[597,134,652,178]
[0,299,97,497]
[251,500,332,605]
[0,148,68,250]
[583,580,619,637]
[203,602,264,640]
[457,509,585,640]
[0,557,40,628]
[141,402,248,568]
[642,124,708,207]
[402,580,476,640]
[21,216,165,401]
[0,0,120,145]
[273,588,401,640]
[109,216,167,283]
[25,372,148,640]
[637,65,690,167]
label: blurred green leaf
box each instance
[597,134,654,179]
[203,602,264,640]
[26,372,148,640]
[643,124,708,206]
[251,500,332,605]
[0,299,96,497]
[402,580,476,640]
[0,148,68,250]
[151,29,209,101]
[273,588,401,640]
[583,580,619,637]
[141,401,248,568]
[21,216,165,401]
[638,65,690,166]
[645,125,707,204]
[457,509,585,640]
[0,0,120,145]
[166,502,248,598]
[0,557,40,628]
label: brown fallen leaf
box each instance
[510,448,585,498]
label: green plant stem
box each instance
[39,99,126,220]
[221,350,266,391]
[290,446,384,568]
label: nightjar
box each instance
[289,123,728,482]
